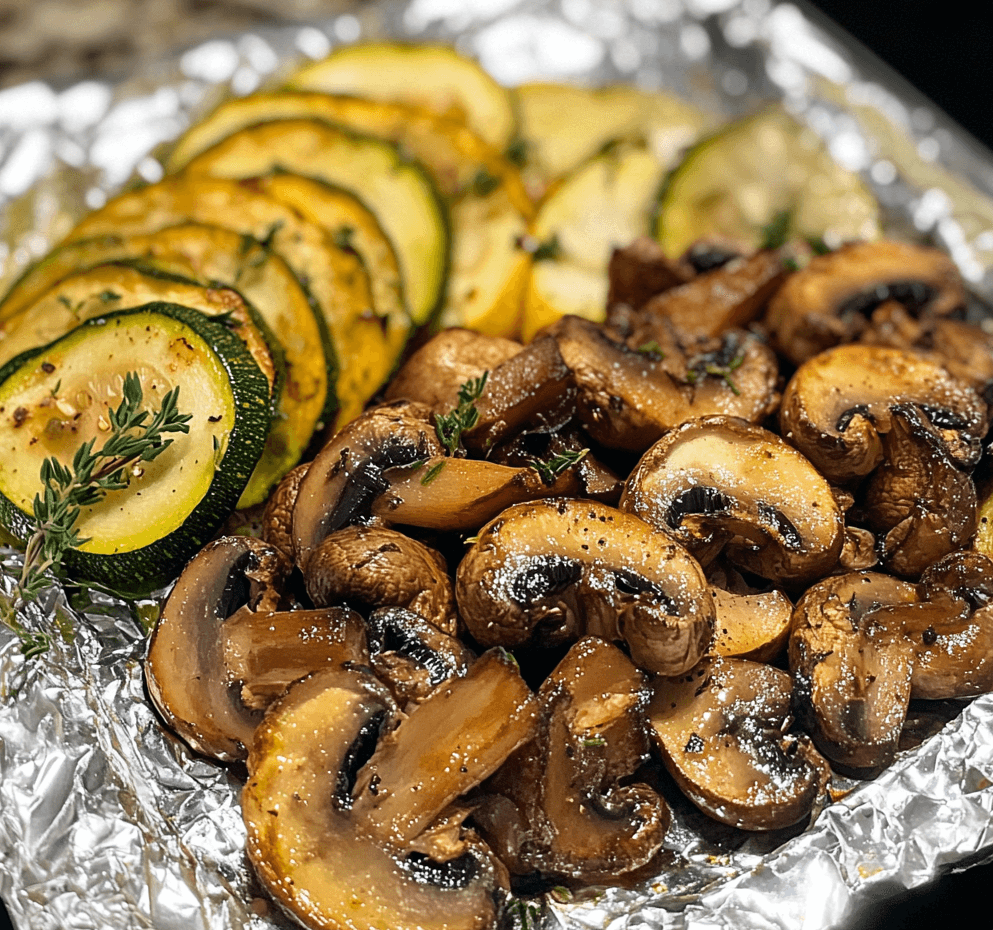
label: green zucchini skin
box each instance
[0,302,271,596]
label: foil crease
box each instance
[2,1,993,928]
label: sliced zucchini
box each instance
[0,224,329,504]
[253,173,405,336]
[164,92,531,210]
[183,119,444,328]
[0,262,286,507]
[654,106,881,257]
[523,141,669,339]
[286,43,517,152]
[64,175,405,427]
[0,303,270,594]
[514,82,708,199]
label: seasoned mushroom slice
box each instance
[476,637,669,880]
[705,563,792,663]
[261,462,309,561]
[620,417,844,584]
[606,236,690,311]
[766,240,965,365]
[864,404,979,576]
[304,525,456,634]
[243,665,509,930]
[385,328,522,412]
[292,400,444,567]
[456,499,714,676]
[549,315,779,452]
[789,573,916,771]
[366,607,473,708]
[647,656,828,831]
[780,344,987,486]
[145,536,289,761]
[351,649,538,848]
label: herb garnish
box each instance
[686,351,746,396]
[529,448,588,485]
[434,372,488,456]
[420,460,446,485]
[759,209,792,250]
[0,373,192,657]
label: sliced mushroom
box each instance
[261,461,309,561]
[620,416,844,584]
[456,498,714,676]
[863,404,978,576]
[366,606,473,708]
[351,649,539,849]
[779,344,987,486]
[549,315,779,452]
[292,400,444,567]
[476,637,669,880]
[706,563,793,663]
[370,455,581,532]
[788,572,917,771]
[304,525,456,634]
[766,240,965,365]
[384,328,522,412]
[243,665,510,930]
[647,655,829,831]
[606,235,690,311]
[641,249,787,338]
[145,536,290,761]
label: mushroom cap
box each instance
[788,572,917,771]
[620,416,844,584]
[647,655,828,831]
[864,404,979,577]
[261,462,310,562]
[243,665,508,930]
[144,536,290,761]
[304,525,457,634]
[766,240,965,365]
[456,498,714,676]
[292,399,443,567]
[780,343,987,486]
[481,637,669,880]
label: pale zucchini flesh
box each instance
[286,42,517,152]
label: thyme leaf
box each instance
[0,372,192,658]
[529,448,589,485]
[434,371,488,456]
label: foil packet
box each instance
[2,1,993,928]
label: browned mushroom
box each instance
[606,235,691,311]
[641,249,787,338]
[620,416,844,584]
[475,637,670,880]
[243,661,522,930]
[145,536,368,761]
[456,498,714,676]
[788,572,917,771]
[863,404,979,576]
[384,327,522,412]
[303,525,457,634]
[548,315,779,452]
[647,655,829,831]
[705,563,793,663]
[291,400,443,567]
[261,461,309,561]
[779,343,987,486]
[766,240,965,365]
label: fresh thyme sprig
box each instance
[686,351,746,396]
[434,371,488,456]
[0,372,192,657]
[529,448,589,486]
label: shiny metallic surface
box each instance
[1,1,992,928]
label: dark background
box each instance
[0,2,991,929]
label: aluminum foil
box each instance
[2,1,993,928]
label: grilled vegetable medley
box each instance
[2,38,992,930]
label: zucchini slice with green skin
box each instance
[0,223,329,499]
[285,43,517,152]
[182,119,445,328]
[64,175,406,428]
[0,302,271,594]
[0,262,284,507]
[654,107,881,257]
